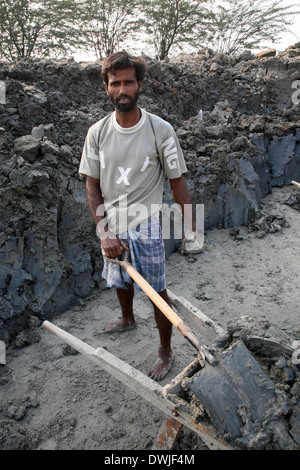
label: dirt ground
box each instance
[0,185,299,451]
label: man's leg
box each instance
[148,289,174,381]
[101,283,137,333]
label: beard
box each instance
[109,90,140,113]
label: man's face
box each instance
[105,67,142,113]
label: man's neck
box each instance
[115,107,141,128]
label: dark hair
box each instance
[101,51,148,85]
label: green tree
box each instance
[0,0,82,61]
[80,0,142,60]
[141,0,209,60]
[204,0,299,54]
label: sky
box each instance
[269,0,300,51]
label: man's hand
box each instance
[180,232,204,254]
[101,236,128,259]
[169,175,203,254]
[184,230,201,244]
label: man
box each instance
[79,51,198,381]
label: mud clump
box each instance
[0,45,300,343]
[183,316,300,450]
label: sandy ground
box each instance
[0,185,299,452]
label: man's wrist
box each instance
[96,227,116,240]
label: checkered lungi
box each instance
[102,216,166,292]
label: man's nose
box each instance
[119,83,128,95]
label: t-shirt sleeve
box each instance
[79,127,100,179]
[157,121,187,179]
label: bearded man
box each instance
[79,51,198,381]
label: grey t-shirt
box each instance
[79,108,187,235]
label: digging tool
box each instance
[42,289,299,449]
[292,180,300,188]
[42,318,232,450]
[104,246,206,366]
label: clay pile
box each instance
[183,315,300,449]
[0,44,300,342]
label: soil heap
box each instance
[0,44,300,343]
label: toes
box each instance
[100,321,136,334]
[147,354,174,381]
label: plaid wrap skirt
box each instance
[102,216,166,292]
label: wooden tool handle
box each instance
[42,321,95,356]
[126,265,182,328]
[292,181,300,188]
[124,263,202,353]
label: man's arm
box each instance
[169,175,197,235]
[85,176,123,258]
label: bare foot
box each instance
[148,348,174,381]
[100,319,136,334]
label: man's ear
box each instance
[103,82,109,95]
[138,81,142,92]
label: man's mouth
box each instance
[111,90,139,112]
[117,96,132,104]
